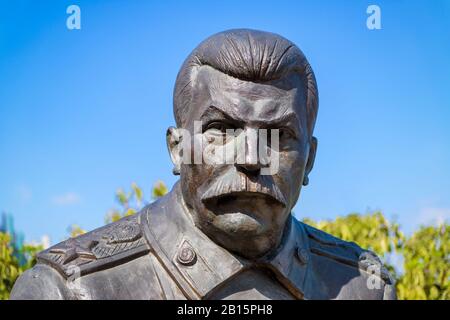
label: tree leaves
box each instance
[0,233,42,299]
[152,181,168,199]
[106,181,168,223]
[395,224,449,300]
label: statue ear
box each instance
[303,136,317,186]
[166,127,182,175]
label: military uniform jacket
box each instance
[11,183,396,300]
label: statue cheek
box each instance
[279,149,306,172]
[278,151,305,189]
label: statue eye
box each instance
[205,121,234,133]
[279,128,295,140]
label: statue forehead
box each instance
[187,66,306,124]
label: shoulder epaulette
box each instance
[37,212,150,279]
[302,223,393,284]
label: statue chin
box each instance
[197,211,279,259]
[189,194,288,258]
[211,212,268,237]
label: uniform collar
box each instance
[142,182,312,299]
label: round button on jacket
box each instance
[296,247,309,265]
[177,246,197,266]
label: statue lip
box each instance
[202,191,286,208]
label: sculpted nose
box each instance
[235,128,266,175]
[236,162,261,175]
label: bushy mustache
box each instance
[201,169,287,207]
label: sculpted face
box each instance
[168,66,317,259]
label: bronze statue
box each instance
[11,29,396,300]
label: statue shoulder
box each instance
[10,263,74,299]
[36,211,151,280]
[301,222,394,286]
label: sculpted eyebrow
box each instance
[200,106,241,124]
[200,106,301,136]
[264,112,302,137]
[265,112,299,126]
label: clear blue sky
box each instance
[1,0,449,244]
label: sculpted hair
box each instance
[173,28,319,134]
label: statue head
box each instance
[167,29,318,259]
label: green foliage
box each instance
[396,224,449,300]
[69,181,169,236]
[0,232,41,300]
[68,224,86,238]
[105,181,168,223]
[0,233,18,300]
[152,180,168,199]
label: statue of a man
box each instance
[11,29,396,300]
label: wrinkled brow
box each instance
[263,111,300,127]
[199,106,243,125]
[199,105,301,133]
